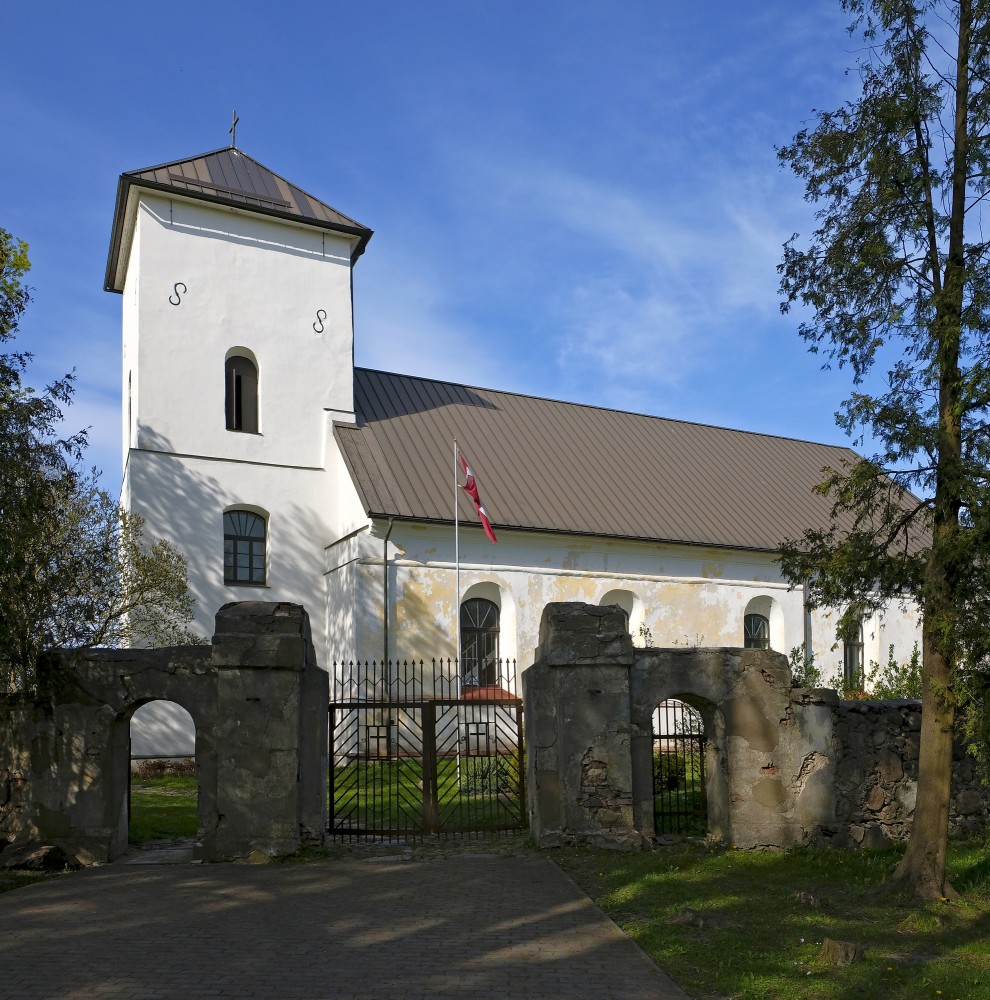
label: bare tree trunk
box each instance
[890,614,958,899]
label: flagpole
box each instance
[454,438,460,679]
[453,438,462,787]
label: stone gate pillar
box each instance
[522,603,647,849]
[208,602,328,861]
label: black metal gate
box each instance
[653,700,707,836]
[329,657,525,841]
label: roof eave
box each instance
[104,173,373,293]
[364,511,783,556]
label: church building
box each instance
[105,145,920,753]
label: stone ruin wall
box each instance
[4,598,987,865]
[826,699,988,848]
[524,601,989,851]
[0,602,327,866]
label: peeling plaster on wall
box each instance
[322,521,921,694]
[524,603,986,852]
[794,751,830,797]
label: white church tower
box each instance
[104,146,372,653]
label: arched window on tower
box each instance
[744,613,770,649]
[460,598,500,687]
[225,355,258,433]
[223,510,266,585]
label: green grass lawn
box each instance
[555,840,990,1000]
[654,787,707,837]
[0,870,52,896]
[128,775,198,844]
[331,754,523,834]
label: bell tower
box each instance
[105,146,372,646]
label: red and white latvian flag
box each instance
[459,453,497,544]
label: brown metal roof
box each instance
[335,368,890,552]
[105,147,372,291]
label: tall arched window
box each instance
[843,621,865,690]
[223,510,266,585]
[460,598,499,687]
[744,613,769,649]
[225,355,258,433]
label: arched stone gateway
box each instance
[0,603,327,864]
[523,602,821,849]
[521,602,990,851]
[652,699,708,836]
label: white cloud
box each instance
[458,151,802,390]
[553,276,699,389]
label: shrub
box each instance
[870,643,923,700]
[789,644,824,688]
[134,757,196,780]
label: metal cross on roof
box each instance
[229,110,239,148]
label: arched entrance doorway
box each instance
[653,699,707,836]
[128,701,199,846]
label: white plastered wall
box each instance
[812,601,920,688]
[127,450,332,653]
[324,520,923,691]
[124,192,356,467]
[120,190,359,662]
[325,522,830,673]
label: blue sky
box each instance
[4,1,867,488]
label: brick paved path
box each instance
[0,855,689,999]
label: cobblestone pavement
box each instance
[0,852,690,999]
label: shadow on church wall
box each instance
[128,425,332,661]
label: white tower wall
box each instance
[120,189,361,653]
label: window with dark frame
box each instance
[225,355,259,433]
[743,613,770,649]
[460,597,500,687]
[843,621,865,690]
[223,510,266,585]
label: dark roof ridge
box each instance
[122,146,370,232]
[106,146,373,292]
[121,145,238,176]
[353,365,857,456]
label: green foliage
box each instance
[790,639,925,701]
[789,643,826,688]
[0,228,202,695]
[653,751,689,791]
[133,757,197,780]
[872,643,924,700]
[777,1,990,681]
[958,662,990,783]
[777,1,990,895]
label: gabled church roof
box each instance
[335,368,889,554]
[105,147,372,291]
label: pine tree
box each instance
[779,0,990,899]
